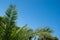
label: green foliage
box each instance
[0,5,58,40]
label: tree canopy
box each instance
[0,5,58,40]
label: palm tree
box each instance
[0,5,34,40]
[35,27,52,40]
[35,27,58,40]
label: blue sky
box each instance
[0,0,60,40]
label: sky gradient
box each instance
[0,0,60,40]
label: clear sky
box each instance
[0,0,60,40]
